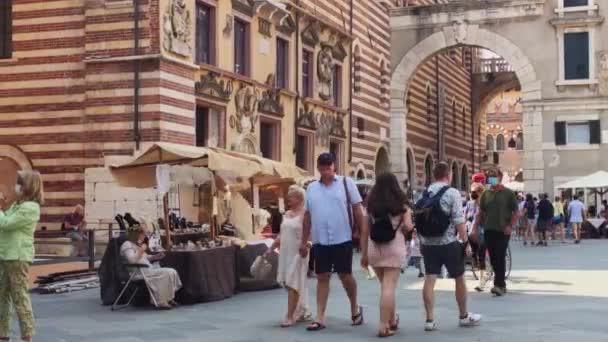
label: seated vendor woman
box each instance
[120,225,182,309]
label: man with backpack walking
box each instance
[414,162,481,331]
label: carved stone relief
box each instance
[231,84,259,134]
[451,20,468,45]
[301,20,321,46]
[598,51,608,96]
[163,0,192,57]
[316,113,332,147]
[297,104,317,130]
[258,74,284,116]
[317,44,334,101]
[231,133,259,156]
[195,72,234,101]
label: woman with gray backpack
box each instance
[360,173,414,337]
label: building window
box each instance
[0,0,11,59]
[451,163,459,189]
[564,0,588,7]
[329,141,343,174]
[353,46,361,93]
[296,133,312,171]
[260,119,280,160]
[424,155,433,187]
[276,38,288,89]
[333,64,342,107]
[196,106,221,147]
[356,117,365,138]
[451,100,456,133]
[461,165,469,192]
[302,50,313,98]
[516,132,524,150]
[555,120,601,145]
[486,134,494,151]
[195,3,214,65]
[564,32,589,80]
[461,106,466,136]
[496,134,506,151]
[234,18,249,76]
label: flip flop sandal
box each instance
[306,322,326,331]
[378,328,395,338]
[389,314,400,331]
[280,320,296,328]
[351,305,364,326]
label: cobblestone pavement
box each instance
[8,240,608,341]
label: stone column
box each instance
[390,97,408,184]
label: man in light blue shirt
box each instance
[300,153,366,331]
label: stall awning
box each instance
[556,171,608,190]
[109,142,308,189]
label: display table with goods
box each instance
[161,241,238,304]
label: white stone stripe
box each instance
[0,110,83,121]
[14,0,81,11]
[159,121,195,135]
[21,142,132,152]
[1,62,83,74]
[85,71,159,82]
[42,207,77,215]
[0,120,165,135]
[160,71,195,88]
[13,15,83,26]
[85,104,159,115]
[0,94,84,106]
[13,29,84,42]
[13,48,84,58]
[86,20,150,32]
[85,39,150,51]
[352,147,376,157]
[160,104,194,119]
[41,173,85,182]
[85,87,162,99]
[85,5,145,16]
[44,191,85,199]
[0,78,85,90]
[33,158,101,166]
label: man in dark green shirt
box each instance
[475,168,519,297]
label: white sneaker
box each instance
[459,312,482,327]
[424,321,437,331]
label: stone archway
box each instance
[0,145,32,206]
[374,146,390,176]
[390,25,542,194]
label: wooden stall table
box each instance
[161,245,238,304]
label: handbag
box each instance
[343,177,359,239]
[250,255,273,280]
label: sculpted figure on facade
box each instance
[233,84,259,134]
[451,20,468,44]
[598,51,608,95]
[316,113,332,147]
[163,0,192,57]
[317,45,334,101]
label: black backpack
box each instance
[369,214,403,243]
[413,186,452,237]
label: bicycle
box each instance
[470,245,512,281]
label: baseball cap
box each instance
[317,152,335,166]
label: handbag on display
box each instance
[250,255,273,280]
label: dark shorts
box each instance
[421,242,465,278]
[536,219,550,232]
[313,241,353,274]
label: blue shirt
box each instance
[305,176,362,246]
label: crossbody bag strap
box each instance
[343,177,353,230]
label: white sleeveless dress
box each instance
[276,215,310,318]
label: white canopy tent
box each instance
[556,171,608,190]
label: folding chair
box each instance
[111,241,158,311]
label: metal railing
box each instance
[473,58,513,73]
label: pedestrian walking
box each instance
[467,183,488,292]
[299,153,366,331]
[474,168,518,297]
[516,194,526,241]
[266,185,311,327]
[414,162,481,331]
[405,230,424,278]
[360,173,414,337]
[0,171,44,342]
[552,196,566,243]
[522,194,537,246]
[568,195,587,244]
[536,194,554,247]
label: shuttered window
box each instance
[0,1,12,59]
[555,121,567,145]
[589,120,601,144]
[556,120,602,145]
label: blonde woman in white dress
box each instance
[266,185,311,327]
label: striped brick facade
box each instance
[0,0,390,229]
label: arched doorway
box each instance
[461,165,469,191]
[451,162,459,189]
[424,155,433,187]
[374,146,390,176]
[486,134,495,151]
[406,148,415,189]
[356,169,365,180]
[390,25,543,194]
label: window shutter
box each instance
[589,120,601,144]
[555,121,566,145]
